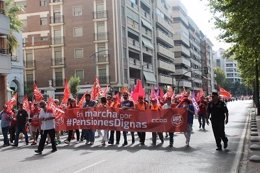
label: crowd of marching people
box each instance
[0,79,233,154]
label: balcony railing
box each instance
[128,38,140,49]
[54,78,63,87]
[52,37,64,45]
[50,0,63,3]
[94,32,108,41]
[93,10,108,19]
[50,15,64,24]
[126,0,138,11]
[25,60,35,68]
[97,54,109,63]
[0,48,8,55]
[99,76,108,84]
[24,37,50,47]
[52,57,65,66]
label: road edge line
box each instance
[73,159,106,173]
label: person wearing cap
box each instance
[0,105,13,147]
[35,101,57,154]
[150,98,164,146]
[207,92,229,151]
[121,92,135,146]
[135,95,148,145]
[83,93,96,145]
[162,97,174,147]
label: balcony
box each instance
[142,47,153,55]
[157,44,174,60]
[99,76,109,84]
[25,60,36,69]
[94,32,108,41]
[93,10,108,19]
[50,15,64,24]
[0,48,8,55]
[173,33,190,47]
[179,80,192,88]
[129,57,141,69]
[143,62,153,72]
[52,57,65,66]
[158,74,173,85]
[0,50,11,74]
[158,59,175,72]
[156,30,174,47]
[141,0,151,6]
[141,9,151,20]
[0,12,10,35]
[127,19,139,31]
[54,78,63,87]
[128,38,140,50]
[24,37,50,47]
[175,57,191,67]
[156,16,172,32]
[96,54,109,63]
[49,0,63,5]
[51,37,64,45]
[174,45,190,57]
[0,0,5,15]
[175,69,191,77]
[141,28,152,38]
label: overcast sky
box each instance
[180,0,230,51]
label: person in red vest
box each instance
[150,98,164,146]
[30,102,41,145]
[135,95,147,145]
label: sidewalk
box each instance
[239,106,260,173]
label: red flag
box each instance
[47,97,65,120]
[102,85,109,97]
[163,86,174,99]
[33,83,43,102]
[78,92,86,108]
[22,95,30,113]
[131,79,145,102]
[150,87,156,100]
[196,89,205,102]
[91,77,102,100]
[5,93,18,114]
[114,92,121,105]
[61,80,71,105]
[219,86,232,99]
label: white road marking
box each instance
[73,160,106,173]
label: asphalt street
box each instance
[0,100,251,173]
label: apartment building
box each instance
[0,0,11,106]
[225,59,242,83]
[18,0,177,97]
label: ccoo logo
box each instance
[55,117,64,126]
[171,114,183,127]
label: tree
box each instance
[214,67,226,86]
[5,0,23,56]
[69,76,80,98]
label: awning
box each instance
[141,19,153,30]
[143,71,156,84]
[142,38,154,49]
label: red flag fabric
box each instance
[5,93,18,114]
[150,87,157,100]
[33,83,43,102]
[91,77,102,100]
[196,89,205,102]
[131,79,145,102]
[163,86,174,99]
[114,92,121,106]
[22,95,30,113]
[61,80,71,105]
[102,85,109,97]
[47,97,65,120]
[78,93,86,108]
[219,86,232,99]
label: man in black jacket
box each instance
[207,92,229,151]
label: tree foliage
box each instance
[69,76,80,98]
[214,67,225,86]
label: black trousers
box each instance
[109,130,121,144]
[198,114,206,129]
[138,132,146,143]
[68,129,80,142]
[212,121,228,148]
[123,131,135,143]
[152,132,164,144]
[169,132,174,144]
[38,129,56,152]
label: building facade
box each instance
[0,0,11,106]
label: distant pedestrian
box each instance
[35,101,57,155]
[0,105,13,147]
[162,97,174,147]
[207,92,229,151]
[198,96,207,130]
[13,103,29,147]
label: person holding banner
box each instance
[121,92,135,146]
[135,96,148,146]
[207,92,229,151]
[162,97,174,147]
[83,93,96,145]
[35,101,57,155]
[150,99,164,146]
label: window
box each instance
[73,27,83,37]
[40,17,47,25]
[97,43,107,62]
[40,37,48,41]
[98,68,107,84]
[74,48,83,58]
[73,6,82,16]
[55,69,63,86]
[96,0,104,11]
[26,53,33,68]
[75,70,84,81]
[40,0,48,7]
[96,22,106,40]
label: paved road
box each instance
[0,100,251,173]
